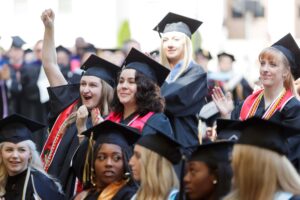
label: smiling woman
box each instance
[0,114,64,200]
[40,9,121,199]
[212,33,300,173]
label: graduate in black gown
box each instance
[40,9,120,198]
[106,48,173,136]
[183,141,233,200]
[153,12,208,146]
[0,114,64,200]
[72,120,139,200]
[212,33,300,172]
[222,118,300,200]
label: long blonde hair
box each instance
[160,33,193,81]
[259,47,298,97]
[135,146,179,200]
[224,144,300,200]
[98,79,113,116]
[0,140,63,196]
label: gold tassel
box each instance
[83,131,95,187]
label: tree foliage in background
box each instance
[192,31,202,52]
[117,20,131,48]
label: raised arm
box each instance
[41,9,68,87]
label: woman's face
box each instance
[94,143,124,187]
[259,52,288,89]
[162,31,186,65]
[117,69,137,107]
[184,161,216,200]
[129,144,142,181]
[80,75,102,110]
[1,141,31,176]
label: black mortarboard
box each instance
[195,48,212,60]
[122,48,170,86]
[99,48,122,53]
[82,120,140,148]
[83,43,97,53]
[24,48,33,54]
[136,132,182,164]
[56,45,72,56]
[0,114,45,143]
[198,101,219,127]
[153,12,203,38]
[216,119,240,141]
[81,54,121,87]
[271,33,300,79]
[217,52,235,62]
[11,36,26,48]
[188,141,234,165]
[226,117,300,155]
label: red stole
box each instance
[240,89,293,120]
[105,112,154,133]
[40,99,79,171]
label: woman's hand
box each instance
[91,108,104,126]
[76,105,89,142]
[41,9,55,28]
[211,87,234,119]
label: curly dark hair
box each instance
[110,70,165,116]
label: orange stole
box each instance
[239,89,293,121]
[40,100,79,171]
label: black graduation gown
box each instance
[19,61,49,152]
[46,84,89,199]
[161,62,207,146]
[79,182,137,200]
[231,97,300,172]
[4,169,65,200]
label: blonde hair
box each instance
[160,33,193,81]
[135,145,179,200]
[0,140,62,196]
[98,79,113,116]
[259,47,298,97]
[224,144,300,200]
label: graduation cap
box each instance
[195,48,212,60]
[11,36,26,48]
[122,48,170,86]
[216,118,240,141]
[83,43,97,53]
[81,54,121,87]
[188,141,234,165]
[153,12,203,38]
[198,101,219,127]
[136,132,182,164]
[81,120,140,186]
[24,48,33,54]
[217,52,235,62]
[81,120,141,148]
[0,114,45,143]
[56,45,72,56]
[228,117,300,155]
[271,33,300,79]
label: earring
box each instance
[123,172,130,180]
[213,180,218,184]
